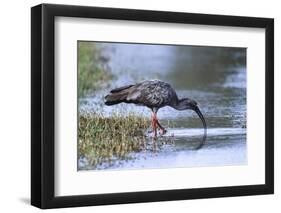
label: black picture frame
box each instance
[31,3,274,209]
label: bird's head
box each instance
[176,98,207,149]
[176,98,198,111]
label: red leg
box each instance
[155,115,167,135]
[151,112,157,138]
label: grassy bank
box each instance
[78,112,150,169]
[78,42,113,97]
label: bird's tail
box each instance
[104,85,133,106]
[104,93,127,105]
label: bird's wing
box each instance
[126,81,163,106]
[126,86,143,103]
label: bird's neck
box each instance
[171,99,186,111]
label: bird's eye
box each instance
[192,100,198,105]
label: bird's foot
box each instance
[159,128,167,136]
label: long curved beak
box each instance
[193,106,207,149]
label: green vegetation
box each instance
[78,42,113,97]
[78,112,150,168]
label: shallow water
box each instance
[79,43,247,171]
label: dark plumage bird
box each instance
[104,80,207,149]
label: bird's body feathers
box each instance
[105,80,178,111]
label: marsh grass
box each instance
[78,42,113,97]
[78,112,151,168]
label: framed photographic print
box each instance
[31,3,274,209]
